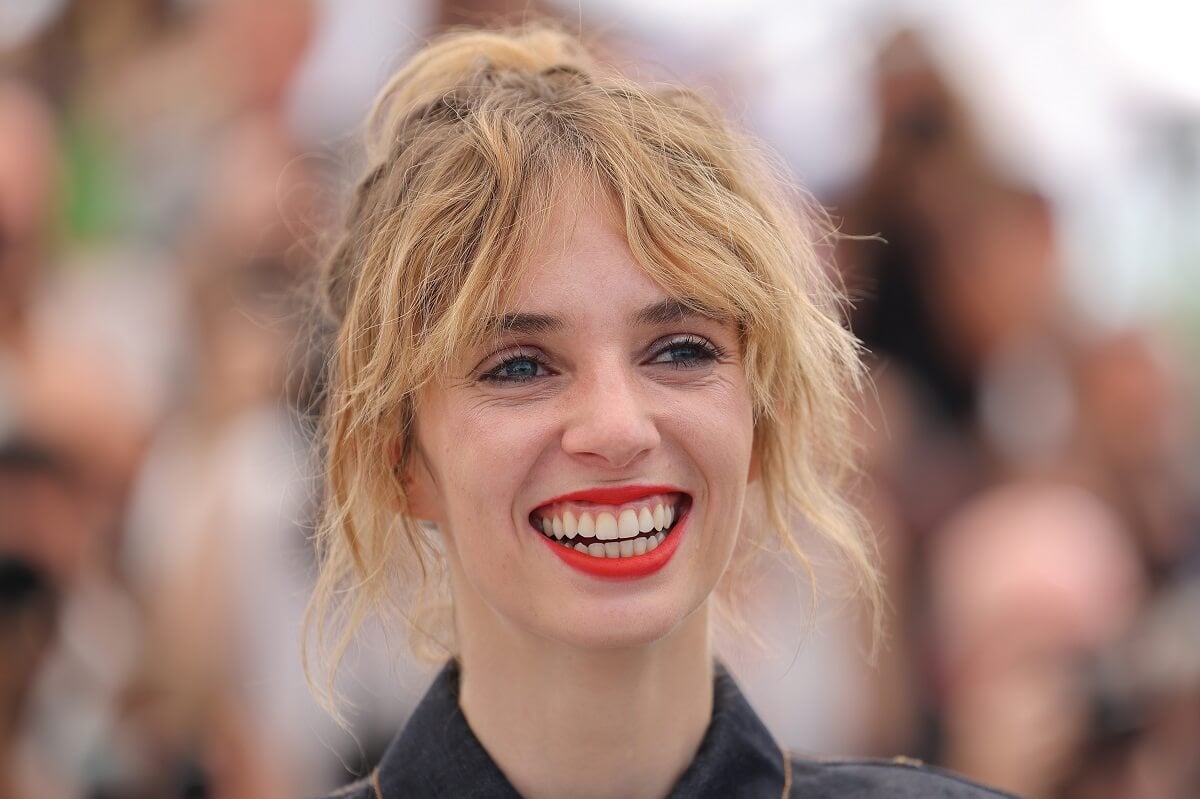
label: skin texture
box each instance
[406,186,757,799]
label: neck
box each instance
[455,597,713,799]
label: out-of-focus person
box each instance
[928,483,1144,798]
[1069,332,1199,580]
[0,72,146,545]
[116,115,328,799]
[834,26,1199,799]
[832,29,1074,763]
[0,436,89,799]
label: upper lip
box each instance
[534,484,686,509]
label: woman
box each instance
[308,25,1011,799]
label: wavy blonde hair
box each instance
[306,24,881,716]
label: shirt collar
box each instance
[375,659,788,798]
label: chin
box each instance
[536,587,709,652]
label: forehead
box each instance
[504,186,663,314]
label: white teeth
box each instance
[565,525,671,559]
[617,510,640,540]
[539,496,683,556]
[596,513,618,541]
[638,507,654,533]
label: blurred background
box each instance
[0,1,1196,797]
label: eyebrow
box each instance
[633,298,715,327]
[490,298,714,337]
[493,312,564,336]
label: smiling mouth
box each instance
[530,492,690,559]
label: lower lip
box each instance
[537,512,687,579]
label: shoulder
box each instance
[309,772,378,799]
[789,756,1020,798]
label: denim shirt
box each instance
[318,660,1015,799]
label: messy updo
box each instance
[305,24,881,714]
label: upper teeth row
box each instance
[539,503,676,541]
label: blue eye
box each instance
[481,353,547,383]
[650,336,721,367]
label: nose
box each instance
[560,364,660,470]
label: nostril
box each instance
[560,427,660,469]
[560,385,660,467]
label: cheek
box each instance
[698,377,755,448]
[669,379,756,496]
[427,399,559,529]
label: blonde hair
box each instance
[306,24,881,716]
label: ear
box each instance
[393,438,444,523]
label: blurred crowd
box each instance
[0,2,1197,799]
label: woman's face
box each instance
[409,191,756,650]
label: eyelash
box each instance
[478,336,724,384]
[479,349,550,383]
[649,335,725,368]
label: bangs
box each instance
[412,148,563,380]
[412,115,785,392]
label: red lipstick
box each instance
[537,485,682,507]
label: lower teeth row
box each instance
[563,532,667,559]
